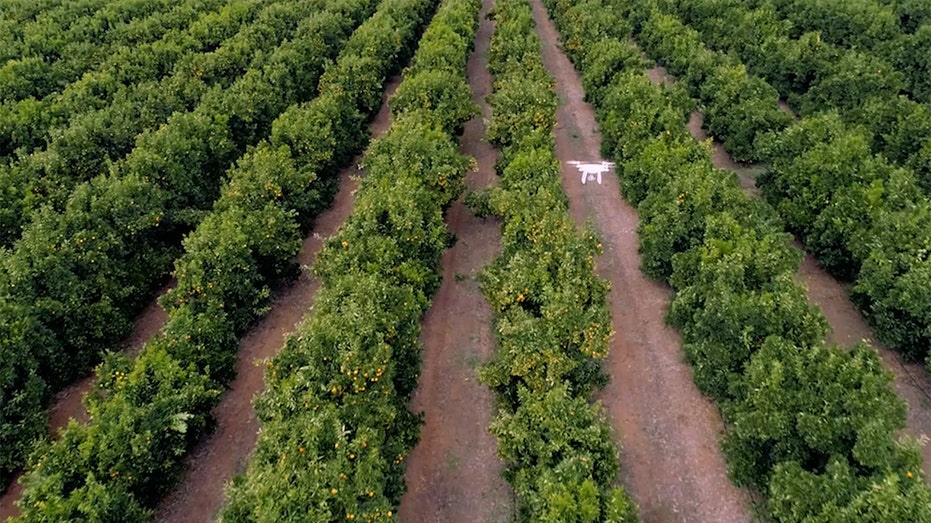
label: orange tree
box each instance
[218,0,478,520]
[477,0,638,519]
[8,0,439,516]
[544,0,931,519]
[0,0,380,482]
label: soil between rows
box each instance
[398,0,514,519]
[530,2,755,522]
[0,280,173,521]
[152,77,403,523]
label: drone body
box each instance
[568,161,616,184]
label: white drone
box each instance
[568,161,615,185]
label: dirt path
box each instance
[675,69,931,482]
[646,60,765,197]
[152,78,401,523]
[398,1,513,520]
[530,2,755,522]
[797,250,931,479]
[0,280,172,520]
[685,111,763,196]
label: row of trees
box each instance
[0,0,380,487]
[545,0,931,519]
[218,0,476,520]
[0,0,77,29]
[662,0,931,194]
[476,0,638,519]
[627,0,931,372]
[0,0,323,244]
[0,0,257,161]
[7,0,441,517]
[0,0,218,104]
[764,0,908,43]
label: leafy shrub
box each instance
[801,51,905,115]
[389,70,477,135]
[700,64,793,162]
[492,385,636,522]
[579,38,646,106]
[219,0,477,519]
[9,0,420,515]
[546,0,931,517]
[723,338,908,490]
[481,0,638,519]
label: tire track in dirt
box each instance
[152,78,402,523]
[398,0,513,519]
[529,2,754,522]
[681,82,931,484]
[0,280,172,520]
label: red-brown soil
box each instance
[0,475,23,521]
[685,110,763,197]
[47,280,174,434]
[531,2,755,522]
[398,0,514,520]
[677,69,931,484]
[797,250,931,480]
[644,60,674,87]
[0,280,173,520]
[152,78,402,523]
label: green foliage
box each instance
[853,202,931,362]
[638,12,725,95]
[271,93,367,180]
[545,0,632,64]
[757,111,931,361]
[0,302,49,479]
[893,0,931,32]
[405,16,474,75]
[893,24,931,103]
[389,70,477,135]
[165,204,300,335]
[772,0,899,50]
[618,131,710,207]
[668,218,826,401]
[481,0,638,520]
[9,0,407,515]
[218,144,320,221]
[802,51,905,115]
[487,75,558,150]
[0,0,292,243]
[0,0,229,107]
[769,459,931,523]
[723,339,910,490]
[700,64,793,162]
[579,39,647,107]
[492,386,634,522]
[597,70,692,163]
[3,173,173,389]
[15,346,219,522]
[219,0,476,519]
[0,0,386,481]
[547,0,931,516]
[661,0,931,187]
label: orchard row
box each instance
[638,0,931,379]
[475,0,638,519]
[5,0,432,517]
[220,0,481,518]
[545,0,931,519]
